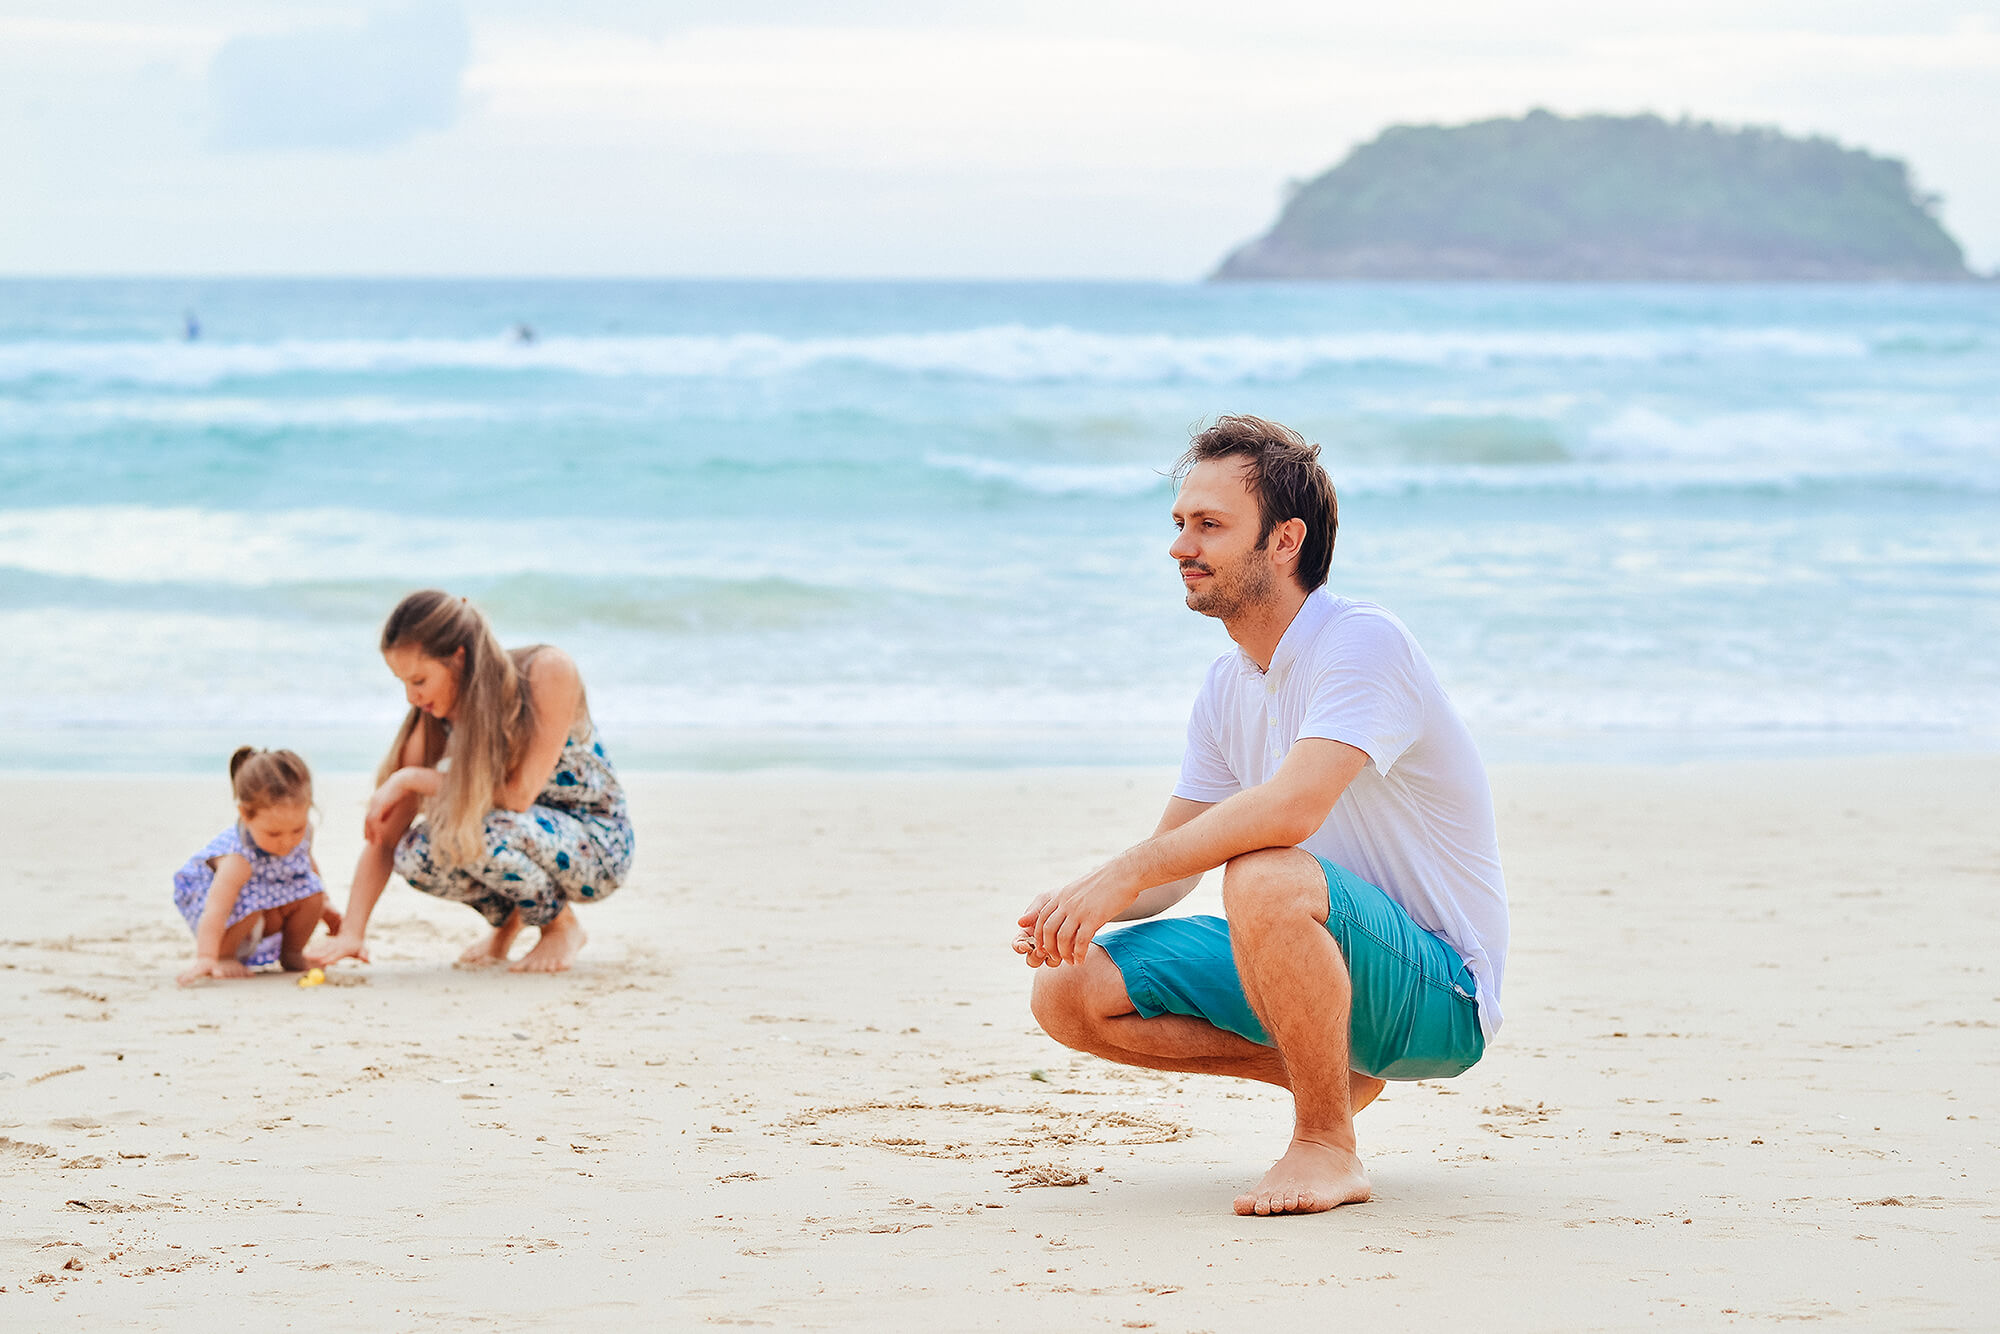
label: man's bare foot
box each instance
[1233,1137,1371,1216]
[510,909,586,974]
[457,913,524,967]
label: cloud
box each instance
[207,2,469,151]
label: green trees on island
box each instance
[1215,110,1971,280]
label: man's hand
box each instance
[1011,796,1218,970]
[1016,862,1142,968]
[1011,929,1054,968]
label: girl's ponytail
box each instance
[230,747,313,815]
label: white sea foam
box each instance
[918,451,2000,501]
[0,395,508,428]
[7,283,1995,768]
[1582,406,2000,464]
[0,323,1876,388]
[922,452,1167,497]
[0,505,990,594]
[7,602,1991,744]
[0,506,540,586]
[0,506,699,588]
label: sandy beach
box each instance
[3,756,1996,1329]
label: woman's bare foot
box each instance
[457,911,524,967]
[1233,1136,1371,1216]
[510,908,586,973]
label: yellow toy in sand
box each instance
[298,967,326,988]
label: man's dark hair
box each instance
[1174,415,1338,591]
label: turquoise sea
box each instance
[3,279,1996,771]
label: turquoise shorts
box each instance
[1097,857,1485,1081]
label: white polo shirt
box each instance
[1176,589,1509,1038]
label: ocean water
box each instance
[3,278,1996,772]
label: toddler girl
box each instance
[173,747,340,984]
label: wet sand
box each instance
[2,757,1996,1328]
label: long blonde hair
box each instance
[377,590,537,867]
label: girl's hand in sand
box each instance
[305,931,370,969]
[178,957,253,985]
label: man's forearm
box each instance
[1021,746,1361,966]
[1114,782,1325,895]
[1112,873,1203,922]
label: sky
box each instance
[5,1,1999,278]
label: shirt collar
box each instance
[1236,588,1336,681]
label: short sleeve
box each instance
[1173,674,1240,803]
[1296,614,1423,775]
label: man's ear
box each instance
[1270,517,1307,570]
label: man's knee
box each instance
[1029,964,1088,1046]
[1221,848,1325,932]
[1029,948,1126,1049]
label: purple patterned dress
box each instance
[172,825,325,967]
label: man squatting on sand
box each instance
[1017,416,1509,1217]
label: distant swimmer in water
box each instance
[183,311,201,342]
[511,322,536,344]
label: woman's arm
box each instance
[362,765,440,845]
[305,727,435,968]
[360,718,440,849]
[493,648,584,813]
[179,854,253,983]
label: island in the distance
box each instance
[1214,110,1972,281]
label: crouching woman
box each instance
[309,590,635,973]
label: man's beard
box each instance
[1184,552,1274,621]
